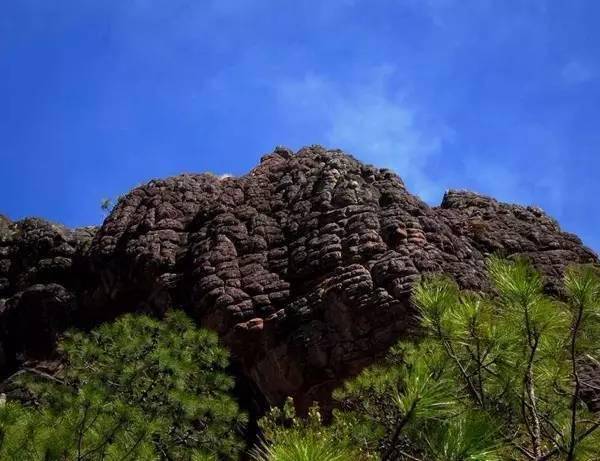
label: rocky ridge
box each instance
[0,146,598,411]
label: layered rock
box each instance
[0,146,598,410]
[0,216,95,370]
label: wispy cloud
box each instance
[562,60,594,85]
[275,67,452,202]
[275,66,568,215]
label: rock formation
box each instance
[1,146,598,411]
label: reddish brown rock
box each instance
[0,147,598,411]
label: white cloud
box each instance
[562,60,594,85]
[275,67,451,202]
[274,67,570,216]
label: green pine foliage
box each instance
[255,258,600,461]
[0,310,246,460]
[250,398,365,461]
[1,258,599,460]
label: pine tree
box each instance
[250,398,363,461]
[0,310,247,460]
[255,258,600,460]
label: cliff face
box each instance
[1,146,597,409]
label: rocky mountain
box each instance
[1,146,598,412]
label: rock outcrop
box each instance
[0,146,598,411]
[0,217,95,369]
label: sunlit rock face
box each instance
[0,146,597,410]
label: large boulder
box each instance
[1,146,597,410]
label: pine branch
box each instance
[567,299,584,461]
[397,449,424,461]
[76,401,91,460]
[120,429,148,461]
[511,442,536,460]
[4,368,68,388]
[522,298,543,460]
[381,398,419,461]
[79,417,127,461]
[437,327,484,407]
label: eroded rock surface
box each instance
[0,217,95,370]
[1,147,598,410]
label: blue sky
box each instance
[1,0,599,250]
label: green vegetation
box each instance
[100,198,114,215]
[0,311,246,460]
[250,399,365,461]
[1,258,599,460]
[258,257,600,460]
[99,194,124,215]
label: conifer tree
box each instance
[255,258,600,460]
[250,398,363,461]
[0,310,246,460]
